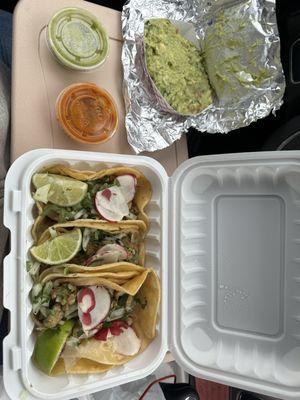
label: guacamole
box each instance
[204,7,271,104]
[144,19,213,115]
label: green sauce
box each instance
[47,7,109,70]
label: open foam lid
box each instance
[170,151,300,399]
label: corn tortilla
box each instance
[32,165,152,238]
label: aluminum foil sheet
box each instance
[121,0,285,153]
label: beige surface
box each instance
[11,0,188,175]
[12,0,179,365]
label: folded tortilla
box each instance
[39,262,145,284]
[32,165,152,240]
[34,219,146,267]
[33,267,160,375]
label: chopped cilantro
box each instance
[102,321,111,329]
[135,297,148,310]
[42,204,74,223]
[118,294,129,307]
[90,229,106,243]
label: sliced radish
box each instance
[94,327,109,341]
[94,320,128,341]
[111,326,141,356]
[78,288,95,313]
[95,186,129,222]
[82,312,91,326]
[102,188,112,201]
[110,320,128,336]
[96,243,127,259]
[85,243,128,266]
[78,286,111,331]
[116,175,137,203]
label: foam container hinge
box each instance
[3,149,169,400]
[5,149,300,400]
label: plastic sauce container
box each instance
[56,83,118,144]
[46,7,109,71]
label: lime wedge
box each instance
[30,229,82,265]
[33,184,51,203]
[33,319,75,375]
[32,173,88,206]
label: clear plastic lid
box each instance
[55,83,118,144]
[47,7,109,71]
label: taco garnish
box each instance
[31,268,160,375]
[31,165,152,236]
[30,220,146,272]
[28,164,159,376]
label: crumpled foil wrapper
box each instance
[121,0,285,153]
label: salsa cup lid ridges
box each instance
[47,7,109,71]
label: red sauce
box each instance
[56,82,118,144]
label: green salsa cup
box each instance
[46,7,109,71]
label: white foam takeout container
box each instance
[4,149,300,400]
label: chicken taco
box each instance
[31,267,160,375]
[31,165,152,240]
[29,220,146,274]
[27,221,147,295]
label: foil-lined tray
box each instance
[121,0,285,153]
